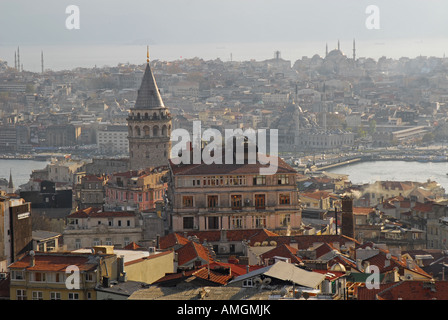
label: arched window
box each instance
[162,125,167,137]
[143,126,150,137]
[135,126,141,136]
[153,125,159,137]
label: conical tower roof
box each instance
[133,62,165,110]
[8,169,13,189]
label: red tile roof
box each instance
[259,244,302,264]
[169,155,296,176]
[413,202,434,213]
[328,254,359,271]
[175,241,212,267]
[361,247,432,279]
[314,242,338,259]
[181,229,279,244]
[299,190,332,200]
[82,175,106,182]
[159,233,190,250]
[8,252,102,272]
[67,207,136,218]
[263,234,359,250]
[357,282,396,300]
[191,267,233,285]
[353,207,375,215]
[376,281,448,300]
[123,242,141,250]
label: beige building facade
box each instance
[63,208,143,250]
[168,156,302,234]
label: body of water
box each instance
[326,160,448,192]
[2,158,448,193]
[2,37,448,73]
[0,159,48,190]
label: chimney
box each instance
[117,255,125,281]
[29,251,35,267]
[341,196,354,238]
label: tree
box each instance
[368,119,377,135]
[422,132,435,144]
[25,83,35,94]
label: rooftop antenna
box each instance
[334,207,338,235]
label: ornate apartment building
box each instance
[167,153,302,234]
[127,54,172,171]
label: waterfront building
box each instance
[97,124,129,155]
[298,129,355,151]
[358,180,445,207]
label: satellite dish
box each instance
[386,253,392,260]
[253,277,262,285]
[262,277,271,285]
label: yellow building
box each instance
[9,245,175,300]
[8,248,114,300]
[299,190,333,210]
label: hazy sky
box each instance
[1,0,448,46]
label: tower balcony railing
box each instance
[127,114,172,121]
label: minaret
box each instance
[127,46,172,170]
[353,39,356,62]
[325,43,328,57]
[337,40,340,51]
[14,51,17,70]
[8,169,14,194]
[41,50,44,74]
[17,46,20,72]
[322,82,327,132]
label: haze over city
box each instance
[2,0,448,45]
[3,0,448,306]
